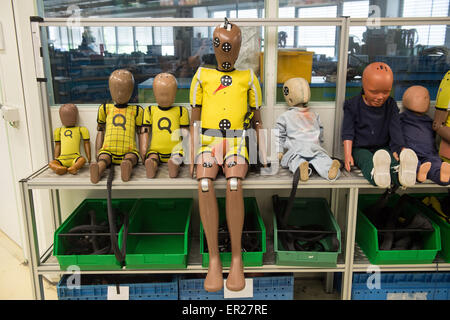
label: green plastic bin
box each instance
[200,197,266,268]
[54,198,138,271]
[356,194,441,265]
[273,198,341,267]
[410,193,450,263]
[121,198,192,269]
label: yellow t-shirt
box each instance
[189,67,262,131]
[143,105,189,155]
[97,103,143,156]
[54,126,90,157]
[436,70,450,126]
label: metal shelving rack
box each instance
[21,14,450,300]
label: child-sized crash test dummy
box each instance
[140,73,189,178]
[49,103,91,175]
[341,62,418,188]
[275,77,341,181]
[400,85,450,186]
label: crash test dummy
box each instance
[400,85,450,186]
[49,103,91,175]
[341,62,418,188]
[90,69,144,183]
[432,71,450,162]
[189,20,263,292]
[276,77,341,181]
[140,73,189,178]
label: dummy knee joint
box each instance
[228,177,239,191]
[201,178,210,192]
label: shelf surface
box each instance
[23,164,444,190]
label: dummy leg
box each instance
[121,153,138,182]
[67,157,86,175]
[90,154,111,184]
[425,156,450,186]
[197,153,222,292]
[417,161,431,183]
[223,159,248,291]
[144,153,159,179]
[168,154,183,178]
[441,162,450,184]
[49,160,67,175]
[308,153,341,181]
[398,148,418,187]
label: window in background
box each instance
[343,1,369,46]
[278,7,295,48]
[135,27,153,54]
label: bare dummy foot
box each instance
[328,159,341,180]
[168,157,181,178]
[417,162,431,182]
[299,161,310,182]
[226,257,245,292]
[145,158,158,179]
[68,157,86,175]
[120,160,133,182]
[204,257,223,292]
[49,160,67,175]
[440,162,450,183]
[89,162,100,184]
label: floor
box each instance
[0,229,339,300]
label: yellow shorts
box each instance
[146,148,184,163]
[56,154,82,168]
[196,134,249,165]
[98,149,140,165]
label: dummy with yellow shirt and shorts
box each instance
[140,73,189,178]
[433,70,450,163]
[189,19,265,294]
[90,69,144,183]
[49,103,91,175]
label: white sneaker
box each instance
[398,148,418,187]
[372,149,391,188]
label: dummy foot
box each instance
[204,257,223,292]
[68,157,86,175]
[417,162,431,183]
[372,149,391,188]
[168,157,181,178]
[89,163,100,184]
[120,160,133,182]
[440,162,450,183]
[226,257,245,291]
[328,159,341,180]
[49,161,67,175]
[299,161,310,182]
[398,148,418,187]
[145,158,158,179]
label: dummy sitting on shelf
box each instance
[275,77,341,181]
[400,85,450,186]
[341,62,418,188]
[90,69,144,183]
[140,73,189,178]
[49,103,91,175]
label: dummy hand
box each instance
[393,151,400,162]
[344,154,354,172]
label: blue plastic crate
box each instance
[178,274,294,300]
[350,272,450,300]
[57,274,178,300]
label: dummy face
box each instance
[213,22,241,71]
[153,73,177,107]
[59,103,78,127]
[109,69,134,105]
[402,85,430,114]
[283,77,311,107]
[362,62,394,107]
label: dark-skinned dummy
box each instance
[400,85,450,185]
[140,73,189,178]
[90,69,144,183]
[189,20,265,292]
[49,103,91,175]
[432,71,450,162]
[341,62,418,188]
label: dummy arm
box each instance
[139,126,150,163]
[433,109,450,143]
[84,141,92,163]
[343,140,354,172]
[95,124,106,157]
[253,109,267,167]
[190,107,201,178]
[54,142,61,159]
[274,116,287,161]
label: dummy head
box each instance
[283,77,311,108]
[59,103,78,127]
[213,19,241,71]
[362,62,394,107]
[153,73,178,107]
[109,69,134,105]
[402,85,430,114]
